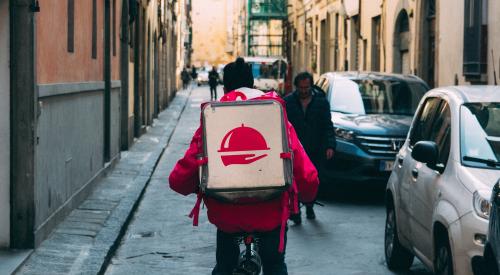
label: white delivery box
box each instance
[199,100,293,203]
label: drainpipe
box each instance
[120,0,129,150]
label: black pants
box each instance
[210,85,217,100]
[212,227,288,275]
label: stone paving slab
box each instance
[14,88,191,275]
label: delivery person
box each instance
[169,57,319,275]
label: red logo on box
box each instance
[218,124,270,166]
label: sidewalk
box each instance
[6,88,191,275]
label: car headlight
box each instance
[335,127,354,141]
[473,190,491,220]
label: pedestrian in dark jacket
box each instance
[169,58,319,275]
[284,71,336,224]
[208,66,220,100]
[181,68,190,89]
[191,66,198,81]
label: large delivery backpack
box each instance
[198,95,293,203]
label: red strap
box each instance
[291,182,299,214]
[279,192,289,253]
[188,193,203,226]
[196,157,208,166]
[280,152,292,159]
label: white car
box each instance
[384,86,500,275]
[196,70,209,86]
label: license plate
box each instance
[379,160,395,171]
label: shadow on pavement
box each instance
[317,180,387,206]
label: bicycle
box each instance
[232,233,262,275]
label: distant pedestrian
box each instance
[191,66,198,84]
[208,66,220,100]
[181,68,190,90]
[284,71,336,224]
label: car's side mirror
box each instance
[412,141,439,169]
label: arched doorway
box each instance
[393,10,410,74]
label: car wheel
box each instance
[385,206,414,270]
[435,235,453,275]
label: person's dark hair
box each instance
[223,57,254,92]
[293,71,314,87]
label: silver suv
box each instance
[384,86,500,275]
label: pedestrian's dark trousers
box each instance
[211,227,288,275]
[210,85,217,100]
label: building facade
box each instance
[2,0,181,249]
[191,0,233,67]
[287,0,500,87]
[176,0,193,87]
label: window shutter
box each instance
[463,0,486,77]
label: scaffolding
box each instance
[247,0,287,57]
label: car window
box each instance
[428,101,451,168]
[320,78,330,97]
[409,97,441,146]
[249,61,286,79]
[316,78,325,89]
[328,78,428,115]
[461,103,500,169]
[329,79,365,114]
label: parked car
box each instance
[196,69,209,86]
[384,86,500,275]
[315,72,429,188]
[473,179,500,275]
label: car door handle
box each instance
[412,168,419,179]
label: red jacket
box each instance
[168,88,319,251]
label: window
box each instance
[429,101,451,167]
[461,103,500,169]
[329,79,428,116]
[463,0,488,81]
[409,98,451,169]
[315,78,325,90]
[320,78,330,95]
[113,0,116,56]
[409,97,441,146]
[92,0,97,59]
[371,16,381,71]
[67,0,75,52]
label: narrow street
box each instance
[103,85,431,275]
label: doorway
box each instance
[419,0,436,87]
[393,10,411,74]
